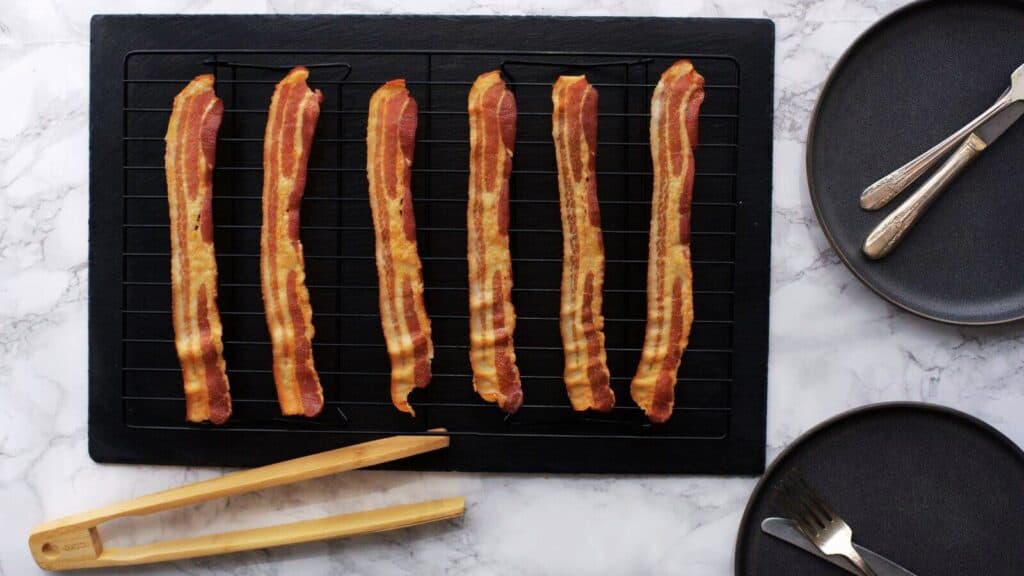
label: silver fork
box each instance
[776,476,878,576]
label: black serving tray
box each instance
[89,15,774,473]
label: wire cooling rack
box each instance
[91,16,773,473]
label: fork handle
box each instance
[845,547,879,576]
[859,90,1011,210]
[862,133,986,259]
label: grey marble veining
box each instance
[2,0,1021,574]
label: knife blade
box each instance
[975,99,1024,145]
[760,517,917,576]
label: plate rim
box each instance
[732,400,1024,575]
[805,0,1024,325]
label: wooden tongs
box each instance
[29,432,462,571]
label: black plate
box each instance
[808,0,1024,324]
[735,402,1024,575]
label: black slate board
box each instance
[808,0,1024,324]
[735,403,1024,575]
[89,15,774,473]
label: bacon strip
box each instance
[165,75,231,425]
[366,79,434,415]
[467,71,523,413]
[631,60,705,424]
[552,75,615,412]
[260,67,324,417]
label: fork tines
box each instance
[775,474,835,536]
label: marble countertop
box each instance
[2,0,1022,574]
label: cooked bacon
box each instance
[631,60,705,424]
[467,71,523,413]
[261,67,324,417]
[165,74,231,425]
[366,79,434,415]
[552,75,615,413]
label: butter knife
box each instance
[860,62,1024,210]
[760,517,917,576]
[862,100,1024,260]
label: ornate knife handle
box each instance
[860,91,1012,210]
[862,134,987,260]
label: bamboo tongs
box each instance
[29,432,462,571]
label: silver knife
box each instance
[863,100,1024,259]
[761,517,917,576]
[860,62,1024,210]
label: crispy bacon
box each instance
[366,79,434,415]
[261,67,324,417]
[552,75,615,412]
[467,71,523,413]
[631,60,705,424]
[165,75,231,425]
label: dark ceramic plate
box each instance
[735,403,1024,575]
[808,0,1024,323]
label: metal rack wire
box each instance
[119,49,740,440]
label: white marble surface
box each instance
[2,0,1022,574]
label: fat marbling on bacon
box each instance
[260,66,324,417]
[551,75,615,412]
[366,79,434,415]
[467,70,523,413]
[631,60,705,424]
[165,74,232,424]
